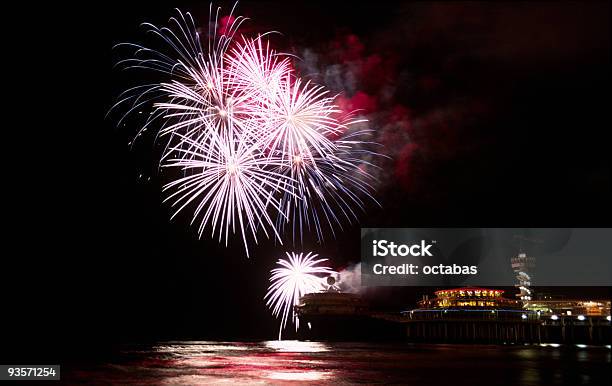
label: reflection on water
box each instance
[62,342,611,385]
[267,370,333,381]
[262,343,332,382]
[264,340,330,352]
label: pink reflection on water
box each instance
[264,340,330,352]
[119,341,338,384]
[62,342,610,385]
[267,370,333,381]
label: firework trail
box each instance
[265,252,334,339]
[111,4,382,256]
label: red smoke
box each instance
[218,15,236,36]
[311,31,492,195]
[336,91,378,115]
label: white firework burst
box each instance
[111,5,382,256]
[264,252,334,339]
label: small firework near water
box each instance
[111,4,382,256]
[265,252,334,339]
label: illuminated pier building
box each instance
[402,287,541,343]
[525,299,611,317]
[418,288,520,309]
[296,286,610,344]
[402,287,610,344]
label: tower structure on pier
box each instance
[511,235,539,303]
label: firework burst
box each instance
[274,133,381,244]
[161,132,292,255]
[265,252,334,339]
[111,5,382,256]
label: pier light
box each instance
[577,315,585,321]
[521,314,527,320]
[550,315,558,320]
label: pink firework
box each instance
[111,5,381,256]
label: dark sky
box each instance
[4,1,611,360]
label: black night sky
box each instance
[4,0,611,361]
